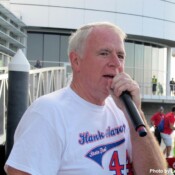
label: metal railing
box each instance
[29,67,66,103]
[0,66,66,144]
[0,64,175,144]
[139,82,175,102]
[0,72,8,145]
[0,51,11,67]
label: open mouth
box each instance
[103,75,115,79]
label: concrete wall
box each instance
[6,0,175,42]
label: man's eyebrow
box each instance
[118,51,125,55]
[98,48,126,56]
[98,48,112,52]
[117,51,126,56]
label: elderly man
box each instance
[5,22,166,175]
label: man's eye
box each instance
[100,52,109,56]
[118,55,125,59]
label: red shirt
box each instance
[151,112,164,127]
[163,112,175,135]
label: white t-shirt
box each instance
[5,86,133,175]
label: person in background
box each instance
[157,82,163,95]
[152,75,157,95]
[4,22,167,175]
[170,78,175,96]
[34,60,42,68]
[151,106,165,145]
[161,106,175,158]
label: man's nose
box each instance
[108,54,121,67]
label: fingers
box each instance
[110,72,141,109]
[111,73,138,97]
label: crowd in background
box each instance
[151,76,175,96]
[151,106,175,158]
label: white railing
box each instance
[0,66,66,144]
[0,51,12,67]
[0,66,175,144]
[0,66,8,74]
[139,82,175,102]
[0,72,8,144]
[29,67,66,103]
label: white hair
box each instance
[67,22,126,57]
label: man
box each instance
[170,78,175,96]
[5,22,166,175]
[34,60,42,68]
[161,106,175,157]
[152,75,157,95]
[150,106,165,145]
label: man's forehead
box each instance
[89,27,124,43]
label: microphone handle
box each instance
[120,91,147,137]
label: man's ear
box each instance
[69,51,81,71]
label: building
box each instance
[0,0,175,122]
[0,3,26,66]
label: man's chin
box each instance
[103,90,110,98]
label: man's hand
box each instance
[109,72,141,110]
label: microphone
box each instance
[120,91,147,137]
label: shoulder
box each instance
[166,112,173,117]
[151,112,158,118]
[32,86,70,109]
[18,87,71,126]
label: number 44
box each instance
[109,150,134,175]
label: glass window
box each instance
[152,47,159,76]
[125,41,167,96]
[27,33,44,65]
[43,34,60,67]
[157,48,166,95]
[27,32,70,67]
[125,42,135,78]
[143,45,152,94]
[26,32,168,96]
[60,35,69,63]
[134,44,144,85]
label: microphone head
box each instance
[137,126,147,137]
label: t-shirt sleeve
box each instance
[169,114,175,125]
[5,103,64,175]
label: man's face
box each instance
[73,27,126,104]
[160,110,164,114]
